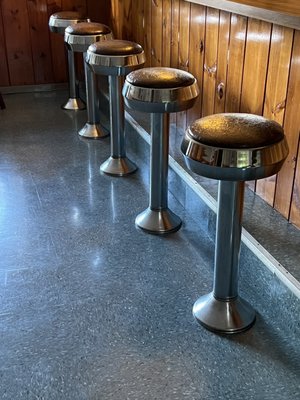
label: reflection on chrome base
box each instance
[135,208,182,235]
[193,293,256,334]
[62,97,86,111]
[78,123,109,139]
[100,156,137,176]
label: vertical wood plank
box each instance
[121,0,133,40]
[47,0,67,83]
[86,0,110,24]
[290,138,300,228]
[131,0,144,47]
[240,18,271,115]
[225,13,247,112]
[275,30,300,220]
[110,0,121,38]
[187,3,206,125]
[144,0,152,67]
[61,0,86,15]
[151,0,163,67]
[178,1,190,71]
[202,7,219,117]
[0,4,10,86]
[240,18,271,191]
[169,0,180,129]
[170,0,179,68]
[162,0,171,67]
[256,25,293,206]
[1,0,35,85]
[27,0,54,84]
[214,10,230,114]
[176,0,191,133]
[138,0,145,48]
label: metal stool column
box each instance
[123,67,199,234]
[181,113,289,333]
[144,113,172,227]
[64,22,113,138]
[49,11,89,110]
[87,40,145,175]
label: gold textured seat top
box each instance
[50,11,85,20]
[89,40,143,56]
[65,22,111,36]
[187,113,284,149]
[126,67,196,89]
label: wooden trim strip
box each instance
[184,0,300,30]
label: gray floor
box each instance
[0,91,299,400]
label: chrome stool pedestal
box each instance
[87,40,145,176]
[181,113,289,334]
[123,67,199,234]
[49,11,89,111]
[65,22,113,138]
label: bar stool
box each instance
[123,67,199,234]
[49,11,89,110]
[181,113,289,334]
[65,22,113,138]
[86,40,145,176]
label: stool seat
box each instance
[65,22,112,52]
[89,40,143,55]
[65,22,111,36]
[182,113,288,181]
[122,67,199,113]
[87,39,145,75]
[49,11,88,34]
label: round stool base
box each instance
[193,292,256,334]
[135,208,182,235]
[78,123,109,139]
[100,156,137,176]
[62,97,86,111]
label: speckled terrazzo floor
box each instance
[0,91,299,400]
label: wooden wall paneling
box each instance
[240,18,271,191]
[144,0,152,66]
[121,0,133,40]
[225,13,247,112]
[214,10,230,114]
[47,0,67,83]
[0,4,10,86]
[27,0,54,84]
[187,3,206,125]
[176,0,191,133]
[162,0,172,66]
[275,30,300,220]
[201,7,220,117]
[1,0,35,85]
[256,25,293,205]
[151,0,163,66]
